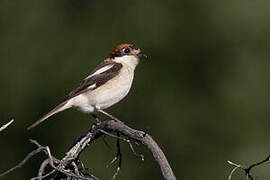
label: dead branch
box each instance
[227,155,270,180]
[55,120,176,180]
[0,120,176,180]
[0,139,95,180]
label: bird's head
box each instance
[106,44,147,67]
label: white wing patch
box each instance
[87,83,96,89]
[85,64,114,79]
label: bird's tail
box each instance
[27,101,71,130]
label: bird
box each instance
[27,43,147,130]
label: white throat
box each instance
[112,55,139,70]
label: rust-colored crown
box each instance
[106,44,134,60]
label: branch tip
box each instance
[0,119,14,132]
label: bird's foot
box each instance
[92,114,101,124]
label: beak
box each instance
[137,51,147,59]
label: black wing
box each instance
[64,61,123,101]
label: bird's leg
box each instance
[92,114,101,123]
[96,109,121,122]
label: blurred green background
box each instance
[1,0,270,179]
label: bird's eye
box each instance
[124,48,130,54]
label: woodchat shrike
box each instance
[27,43,146,130]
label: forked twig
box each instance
[98,129,144,161]
[228,155,270,180]
[0,140,45,178]
[0,140,95,180]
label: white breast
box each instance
[89,65,134,110]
